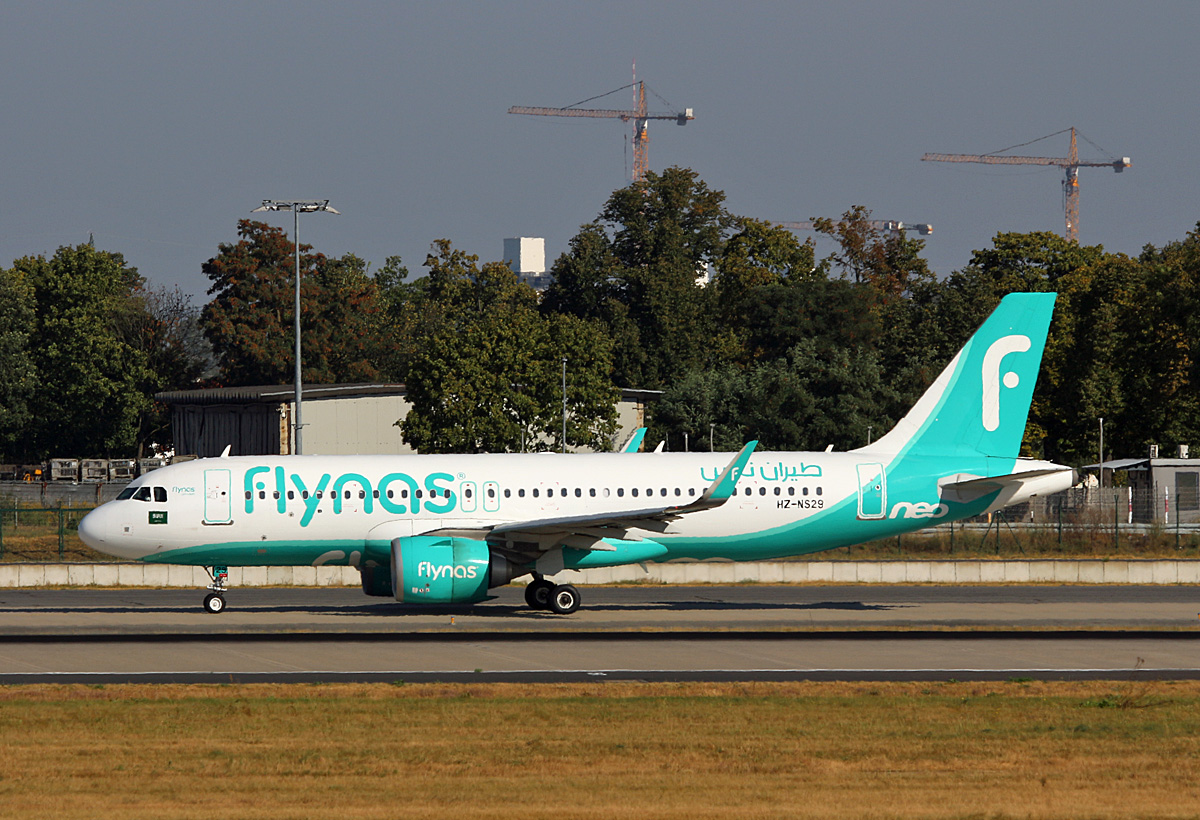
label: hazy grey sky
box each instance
[2,2,1195,301]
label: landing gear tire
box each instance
[525,578,555,610]
[203,593,226,614]
[549,584,581,615]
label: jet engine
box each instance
[389,535,526,604]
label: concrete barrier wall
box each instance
[1,560,1199,588]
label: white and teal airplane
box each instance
[78,292,1075,615]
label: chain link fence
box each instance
[0,507,96,562]
[874,487,1200,558]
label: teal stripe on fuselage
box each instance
[140,539,387,567]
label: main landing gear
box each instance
[523,575,581,615]
[202,565,228,614]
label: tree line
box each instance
[2,166,1198,465]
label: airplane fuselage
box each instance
[80,449,1070,569]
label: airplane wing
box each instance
[418,440,758,553]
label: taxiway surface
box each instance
[1,586,1197,683]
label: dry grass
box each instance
[0,508,104,563]
[2,681,1199,819]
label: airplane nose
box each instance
[77,507,107,550]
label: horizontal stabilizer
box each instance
[939,466,1077,505]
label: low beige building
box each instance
[156,383,659,457]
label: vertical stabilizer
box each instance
[867,292,1056,458]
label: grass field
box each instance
[1,681,1199,819]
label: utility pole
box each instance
[250,199,339,455]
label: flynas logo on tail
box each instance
[981,335,1032,432]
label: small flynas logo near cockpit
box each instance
[981,335,1032,432]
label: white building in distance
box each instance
[504,237,552,291]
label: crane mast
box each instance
[922,127,1130,243]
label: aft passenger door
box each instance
[204,469,232,524]
[856,463,886,520]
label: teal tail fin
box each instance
[868,292,1056,458]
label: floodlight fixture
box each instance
[253,199,341,215]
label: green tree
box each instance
[735,278,881,364]
[541,223,621,323]
[604,167,732,388]
[813,206,933,297]
[1124,226,1200,456]
[654,339,897,453]
[716,218,816,299]
[547,167,734,389]
[400,243,619,453]
[10,244,155,459]
[201,220,384,386]
[1038,253,1140,463]
[304,252,386,384]
[0,267,36,459]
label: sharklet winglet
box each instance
[700,440,758,506]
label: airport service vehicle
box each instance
[78,293,1074,614]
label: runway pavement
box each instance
[1,585,1197,683]
[1,584,1198,635]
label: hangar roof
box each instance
[157,383,662,406]
[155,383,408,406]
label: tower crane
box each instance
[509,80,693,182]
[777,220,932,237]
[922,127,1130,243]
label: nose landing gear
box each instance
[202,566,228,613]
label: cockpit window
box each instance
[133,487,152,502]
[116,488,136,500]
[154,487,167,503]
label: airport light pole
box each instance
[561,357,568,454]
[250,199,339,455]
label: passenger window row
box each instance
[743,485,823,497]
[242,483,822,504]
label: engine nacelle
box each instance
[390,535,524,604]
